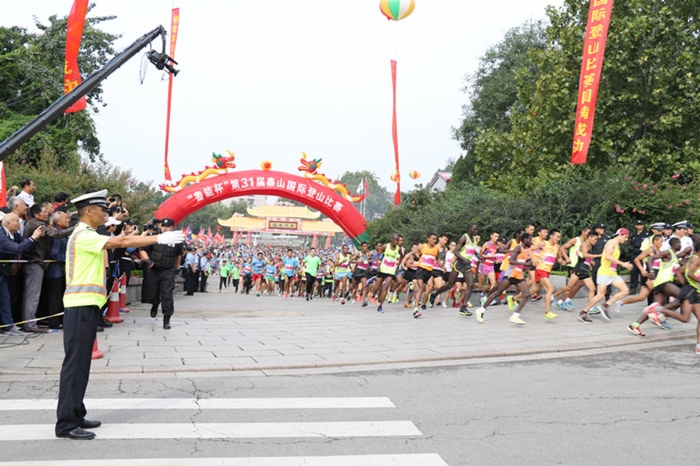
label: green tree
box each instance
[0,5,120,168]
[335,170,392,220]
[452,21,546,184]
[470,0,700,190]
[182,200,249,232]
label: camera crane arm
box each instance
[0,25,178,163]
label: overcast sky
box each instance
[2,0,561,193]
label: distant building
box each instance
[427,171,452,192]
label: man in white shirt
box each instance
[16,179,35,208]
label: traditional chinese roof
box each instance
[217,217,266,229]
[217,217,342,234]
[246,205,321,219]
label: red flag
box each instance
[64,0,89,113]
[164,8,180,180]
[364,178,370,198]
[207,227,213,243]
[571,0,614,164]
[215,232,224,243]
[196,228,206,243]
[390,60,401,205]
[0,162,6,208]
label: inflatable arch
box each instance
[154,169,370,246]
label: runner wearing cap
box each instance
[666,221,693,259]
[579,228,633,322]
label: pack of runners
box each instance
[210,221,700,356]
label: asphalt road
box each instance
[1,340,698,465]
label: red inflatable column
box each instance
[246,231,251,246]
[325,235,331,249]
[312,234,318,249]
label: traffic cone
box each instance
[103,279,124,323]
[91,337,103,360]
[119,273,130,313]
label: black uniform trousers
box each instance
[185,268,197,295]
[151,268,176,316]
[199,271,208,292]
[141,267,156,303]
[629,250,642,291]
[56,305,98,436]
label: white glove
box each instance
[158,231,186,245]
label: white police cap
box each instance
[672,220,688,229]
[71,189,109,209]
[650,222,666,230]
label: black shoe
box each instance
[163,316,171,330]
[96,326,104,333]
[97,318,113,328]
[56,427,95,440]
[79,419,101,429]
[150,307,157,318]
[428,292,437,307]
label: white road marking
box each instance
[3,454,448,466]
[0,397,395,411]
[0,421,422,440]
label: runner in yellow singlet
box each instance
[580,228,633,322]
[374,233,402,313]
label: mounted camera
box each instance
[147,50,179,76]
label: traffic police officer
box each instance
[628,219,649,293]
[56,190,185,440]
[139,218,183,329]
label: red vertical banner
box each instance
[391,60,401,205]
[64,0,89,113]
[164,8,180,181]
[571,0,614,164]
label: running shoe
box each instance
[480,296,487,307]
[421,304,427,311]
[377,306,384,314]
[305,296,309,301]
[458,307,473,317]
[507,295,514,311]
[283,292,288,299]
[256,292,260,297]
[531,294,542,302]
[428,292,437,307]
[599,303,611,320]
[476,307,485,323]
[578,312,592,323]
[509,315,526,325]
[588,306,601,315]
[413,309,422,318]
[403,303,412,308]
[627,324,645,337]
[467,301,474,308]
[332,295,337,302]
[642,302,661,315]
[340,298,346,305]
[565,301,575,311]
[544,311,558,320]
[647,311,665,329]
[613,301,622,313]
[660,321,672,330]
[556,301,567,311]
[441,301,448,308]
[361,301,368,308]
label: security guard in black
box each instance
[140,218,183,329]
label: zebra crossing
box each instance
[0,397,447,465]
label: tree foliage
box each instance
[182,200,249,233]
[452,21,546,184]
[335,170,392,220]
[462,0,700,190]
[0,4,119,167]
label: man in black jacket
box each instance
[0,213,43,333]
[22,204,74,332]
[628,219,649,293]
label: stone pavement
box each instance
[0,287,695,376]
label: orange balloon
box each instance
[390,172,399,182]
[409,170,420,180]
